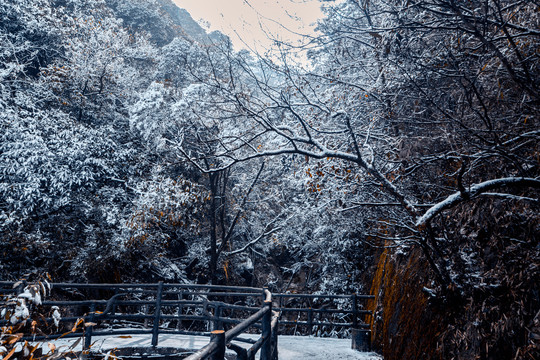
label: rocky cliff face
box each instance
[370,199,539,360]
[105,0,225,46]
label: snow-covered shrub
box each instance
[0,275,53,359]
[0,275,93,360]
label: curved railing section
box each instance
[1,281,374,359]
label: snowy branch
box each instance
[416,177,540,227]
[224,226,282,257]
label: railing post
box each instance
[143,304,150,328]
[351,293,371,352]
[202,298,210,330]
[210,330,225,360]
[176,290,184,330]
[84,302,96,350]
[112,287,118,315]
[152,281,164,347]
[271,313,279,360]
[307,307,313,336]
[260,300,272,360]
[214,304,222,331]
[352,293,358,329]
[352,328,371,352]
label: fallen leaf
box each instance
[6,334,23,345]
[72,318,84,332]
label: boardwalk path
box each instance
[41,333,382,360]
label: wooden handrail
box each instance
[172,291,264,298]
[278,320,370,328]
[224,307,269,341]
[273,293,375,299]
[275,307,372,314]
[184,299,273,360]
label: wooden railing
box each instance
[273,293,373,335]
[0,281,374,358]
[0,282,267,349]
[185,288,277,360]
[272,292,374,352]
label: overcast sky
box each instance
[173,0,326,52]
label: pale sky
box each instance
[173,0,326,52]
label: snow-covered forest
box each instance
[1,0,538,359]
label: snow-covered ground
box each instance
[32,332,382,360]
[275,336,382,360]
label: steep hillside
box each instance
[104,0,212,45]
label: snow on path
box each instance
[34,333,382,360]
[276,336,382,360]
